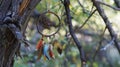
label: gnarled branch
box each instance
[63,0,86,67]
[92,0,120,54]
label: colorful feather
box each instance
[49,45,55,59]
[43,44,50,60]
[53,40,63,55]
[37,47,43,61]
[36,38,43,50]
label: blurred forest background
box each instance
[13,0,120,67]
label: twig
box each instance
[92,0,120,54]
[96,0,120,11]
[63,0,86,67]
[90,4,94,13]
[77,0,86,12]
[68,9,97,37]
[100,38,115,51]
[77,0,84,8]
[60,0,64,4]
[92,26,107,60]
[78,9,97,30]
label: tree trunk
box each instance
[0,0,41,67]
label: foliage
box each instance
[13,0,120,67]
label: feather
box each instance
[57,47,62,55]
[43,44,50,60]
[37,48,43,61]
[49,45,55,59]
[36,38,43,50]
[53,40,63,55]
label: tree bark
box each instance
[0,0,41,67]
[114,0,120,8]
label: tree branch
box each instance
[63,0,86,67]
[96,0,120,11]
[92,0,120,54]
[78,9,97,30]
[93,26,107,60]
[21,0,41,34]
[114,0,120,8]
[77,0,86,13]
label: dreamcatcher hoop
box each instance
[36,10,61,37]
